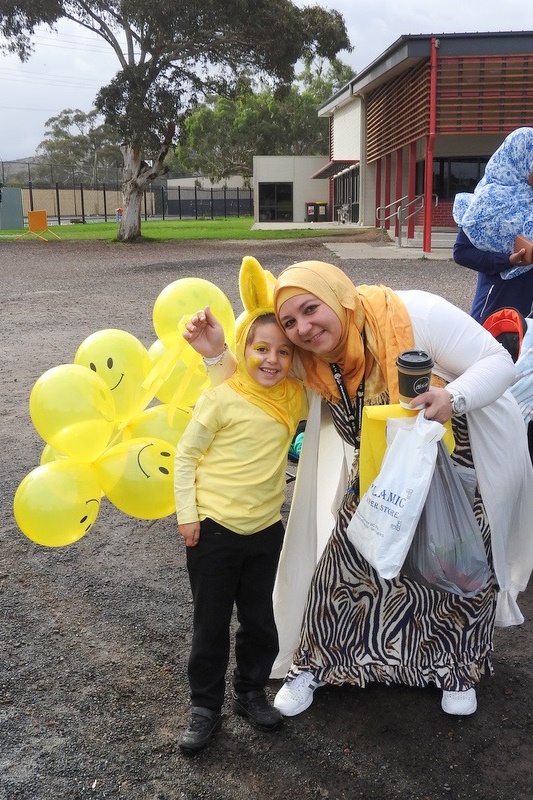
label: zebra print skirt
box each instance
[290,409,498,691]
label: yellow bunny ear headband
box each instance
[235,256,277,349]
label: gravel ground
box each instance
[1,236,532,800]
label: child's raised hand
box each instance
[182,306,226,358]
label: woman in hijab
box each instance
[453,127,533,321]
[184,260,533,719]
[453,127,533,256]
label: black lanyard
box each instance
[330,362,364,445]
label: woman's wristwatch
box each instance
[448,388,467,415]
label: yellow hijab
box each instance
[227,257,304,435]
[274,260,414,403]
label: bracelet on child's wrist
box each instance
[202,343,228,366]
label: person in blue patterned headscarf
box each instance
[453,128,533,319]
[453,127,533,256]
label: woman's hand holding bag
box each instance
[347,411,445,579]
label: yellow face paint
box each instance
[248,355,262,370]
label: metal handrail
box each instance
[396,194,439,247]
[397,195,424,247]
[376,194,410,228]
[376,193,439,245]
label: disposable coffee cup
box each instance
[396,350,434,408]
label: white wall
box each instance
[253,156,329,222]
[359,167,373,227]
[331,97,362,161]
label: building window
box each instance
[258,182,293,221]
[416,157,490,200]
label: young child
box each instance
[174,258,306,755]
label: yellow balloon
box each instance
[29,364,115,462]
[95,437,176,520]
[40,443,66,465]
[122,403,192,447]
[39,442,106,498]
[14,460,101,547]
[148,339,209,406]
[30,364,116,460]
[152,278,235,349]
[74,329,152,422]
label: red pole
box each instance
[384,154,391,230]
[408,141,416,240]
[394,147,403,238]
[375,159,382,227]
[423,37,438,253]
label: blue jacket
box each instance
[453,228,533,322]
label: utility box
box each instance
[0,186,24,230]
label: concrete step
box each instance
[401,231,457,249]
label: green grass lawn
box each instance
[1,216,375,243]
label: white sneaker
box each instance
[441,688,477,716]
[273,670,326,717]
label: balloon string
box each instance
[166,351,207,420]
[107,316,193,448]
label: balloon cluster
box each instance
[13,278,236,548]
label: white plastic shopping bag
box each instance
[347,411,445,579]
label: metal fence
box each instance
[161,185,253,220]
[1,159,124,190]
[16,184,254,223]
[1,160,254,223]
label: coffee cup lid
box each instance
[396,350,434,370]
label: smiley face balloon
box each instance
[14,460,101,547]
[152,278,235,350]
[95,437,176,519]
[74,329,151,423]
[29,363,116,462]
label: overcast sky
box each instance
[1,0,533,161]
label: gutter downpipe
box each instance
[423,37,438,253]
